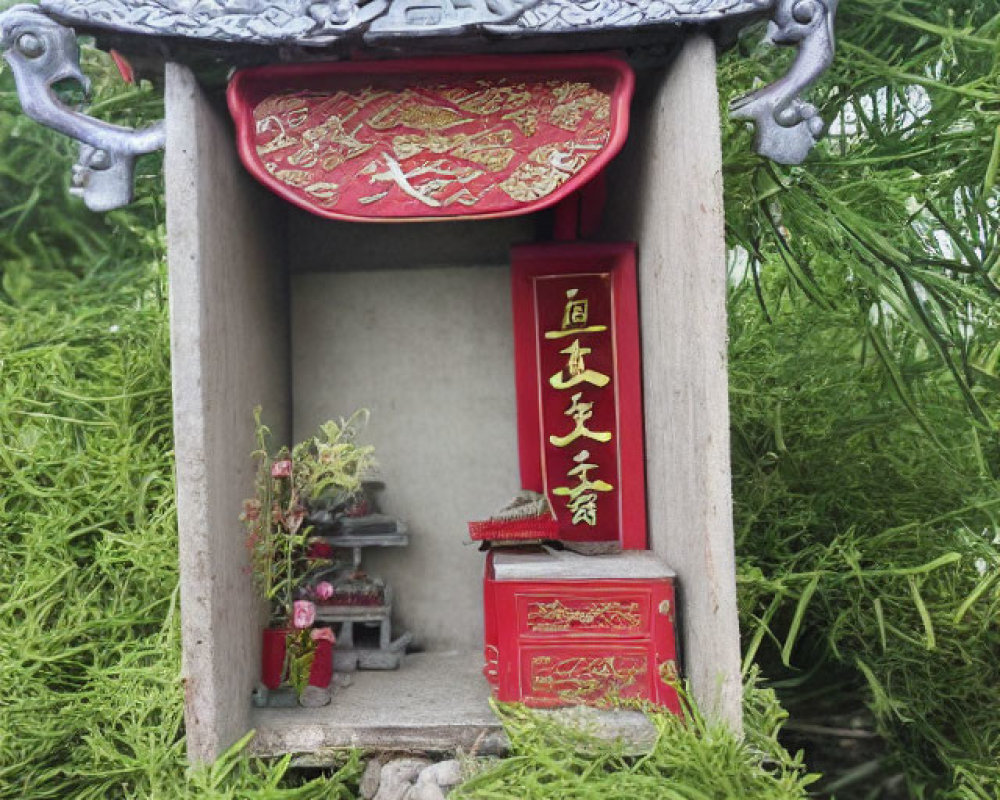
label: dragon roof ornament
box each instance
[1,0,837,211]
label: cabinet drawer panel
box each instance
[518,643,655,707]
[515,589,652,638]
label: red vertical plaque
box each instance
[511,242,646,550]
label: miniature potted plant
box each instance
[242,407,376,706]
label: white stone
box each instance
[416,759,462,789]
[360,758,383,800]
[405,783,445,800]
[374,758,432,800]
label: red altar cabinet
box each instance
[478,240,681,712]
[484,548,680,713]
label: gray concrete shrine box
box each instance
[166,36,740,764]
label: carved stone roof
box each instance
[41,0,768,46]
[0,0,838,213]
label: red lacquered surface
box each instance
[511,242,647,549]
[483,553,680,713]
[261,627,288,690]
[468,516,560,542]
[227,55,634,222]
[308,639,334,688]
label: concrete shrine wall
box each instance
[289,214,536,651]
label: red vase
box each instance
[261,628,288,690]
[308,639,333,688]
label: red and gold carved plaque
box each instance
[512,243,646,549]
[227,55,634,222]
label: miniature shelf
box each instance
[312,527,411,670]
[313,531,409,549]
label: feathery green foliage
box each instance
[453,678,817,800]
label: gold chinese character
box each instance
[549,339,611,390]
[549,393,613,448]
[552,449,614,526]
[544,289,608,340]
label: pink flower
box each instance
[308,541,334,560]
[314,581,334,601]
[311,627,336,644]
[271,459,293,479]
[292,600,316,629]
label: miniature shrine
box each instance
[0,0,838,764]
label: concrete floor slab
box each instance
[249,651,506,763]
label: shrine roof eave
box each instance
[39,1,769,54]
[0,0,838,213]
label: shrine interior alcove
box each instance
[167,36,739,764]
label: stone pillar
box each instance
[603,35,742,730]
[166,63,292,762]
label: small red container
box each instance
[468,516,560,542]
[261,627,288,690]
[308,639,334,688]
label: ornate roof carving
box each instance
[1,0,839,211]
[40,0,770,44]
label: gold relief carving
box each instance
[501,106,539,136]
[498,139,607,203]
[368,92,474,131]
[548,83,612,131]
[659,659,679,684]
[531,655,647,703]
[269,167,311,186]
[527,599,642,632]
[391,130,516,172]
[443,82,533,115]
[302,182,341,205]
[252,76,614,217]
[360,155,486,208]
[552,449,613,526]
[658,599,671,616]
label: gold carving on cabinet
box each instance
[527,599,642,632]
[391,130,516,172]
[548,82,612,131]
[443,83,533,115]
[531,655,646,703]
[360,155,486,208]
[659,659,679,684]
